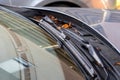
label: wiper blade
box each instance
[38,16,98,78]
[63,28,120,80]
[63,29,109,79]
[63,29,103,66]
[29,16,120,80]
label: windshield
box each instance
[0,10,85,80]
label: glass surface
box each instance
[0,10,85,80]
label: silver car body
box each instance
[51,7,120,51]
[0,0,116,9]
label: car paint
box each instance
[42,7,120,52]
[0,0,87,7]
[0,0,116,9]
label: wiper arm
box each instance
[63,29,109,79]
[63,29,104,67]
[29,15,120,80]
[38,16,97,78]
[63,27,120,80]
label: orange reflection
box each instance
[116,0,120,9]
[91,0,107,9]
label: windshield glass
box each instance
[0,10,85,80]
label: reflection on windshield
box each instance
[0,10,85,80]
[0,59,22,80]
[0,57,33,80]
[46,48,85,80]
[0,10,56,47]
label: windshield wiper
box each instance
[63,29,109,79]
[38,16,99,79]
[62,25,120,80]
[29,16,120,80]
[63,29,103,66]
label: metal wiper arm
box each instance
[63,29,104,67]
[38,16,97,78]
[63,27,120,80]
[29,15,120,80]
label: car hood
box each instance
[101,22,120,51]
[50,8,120,51]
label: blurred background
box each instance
[0,0,120,9]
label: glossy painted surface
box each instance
[51,7,120,51]
[0,0,87,7]
[25,7,118,51]
[0,0,117,9]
